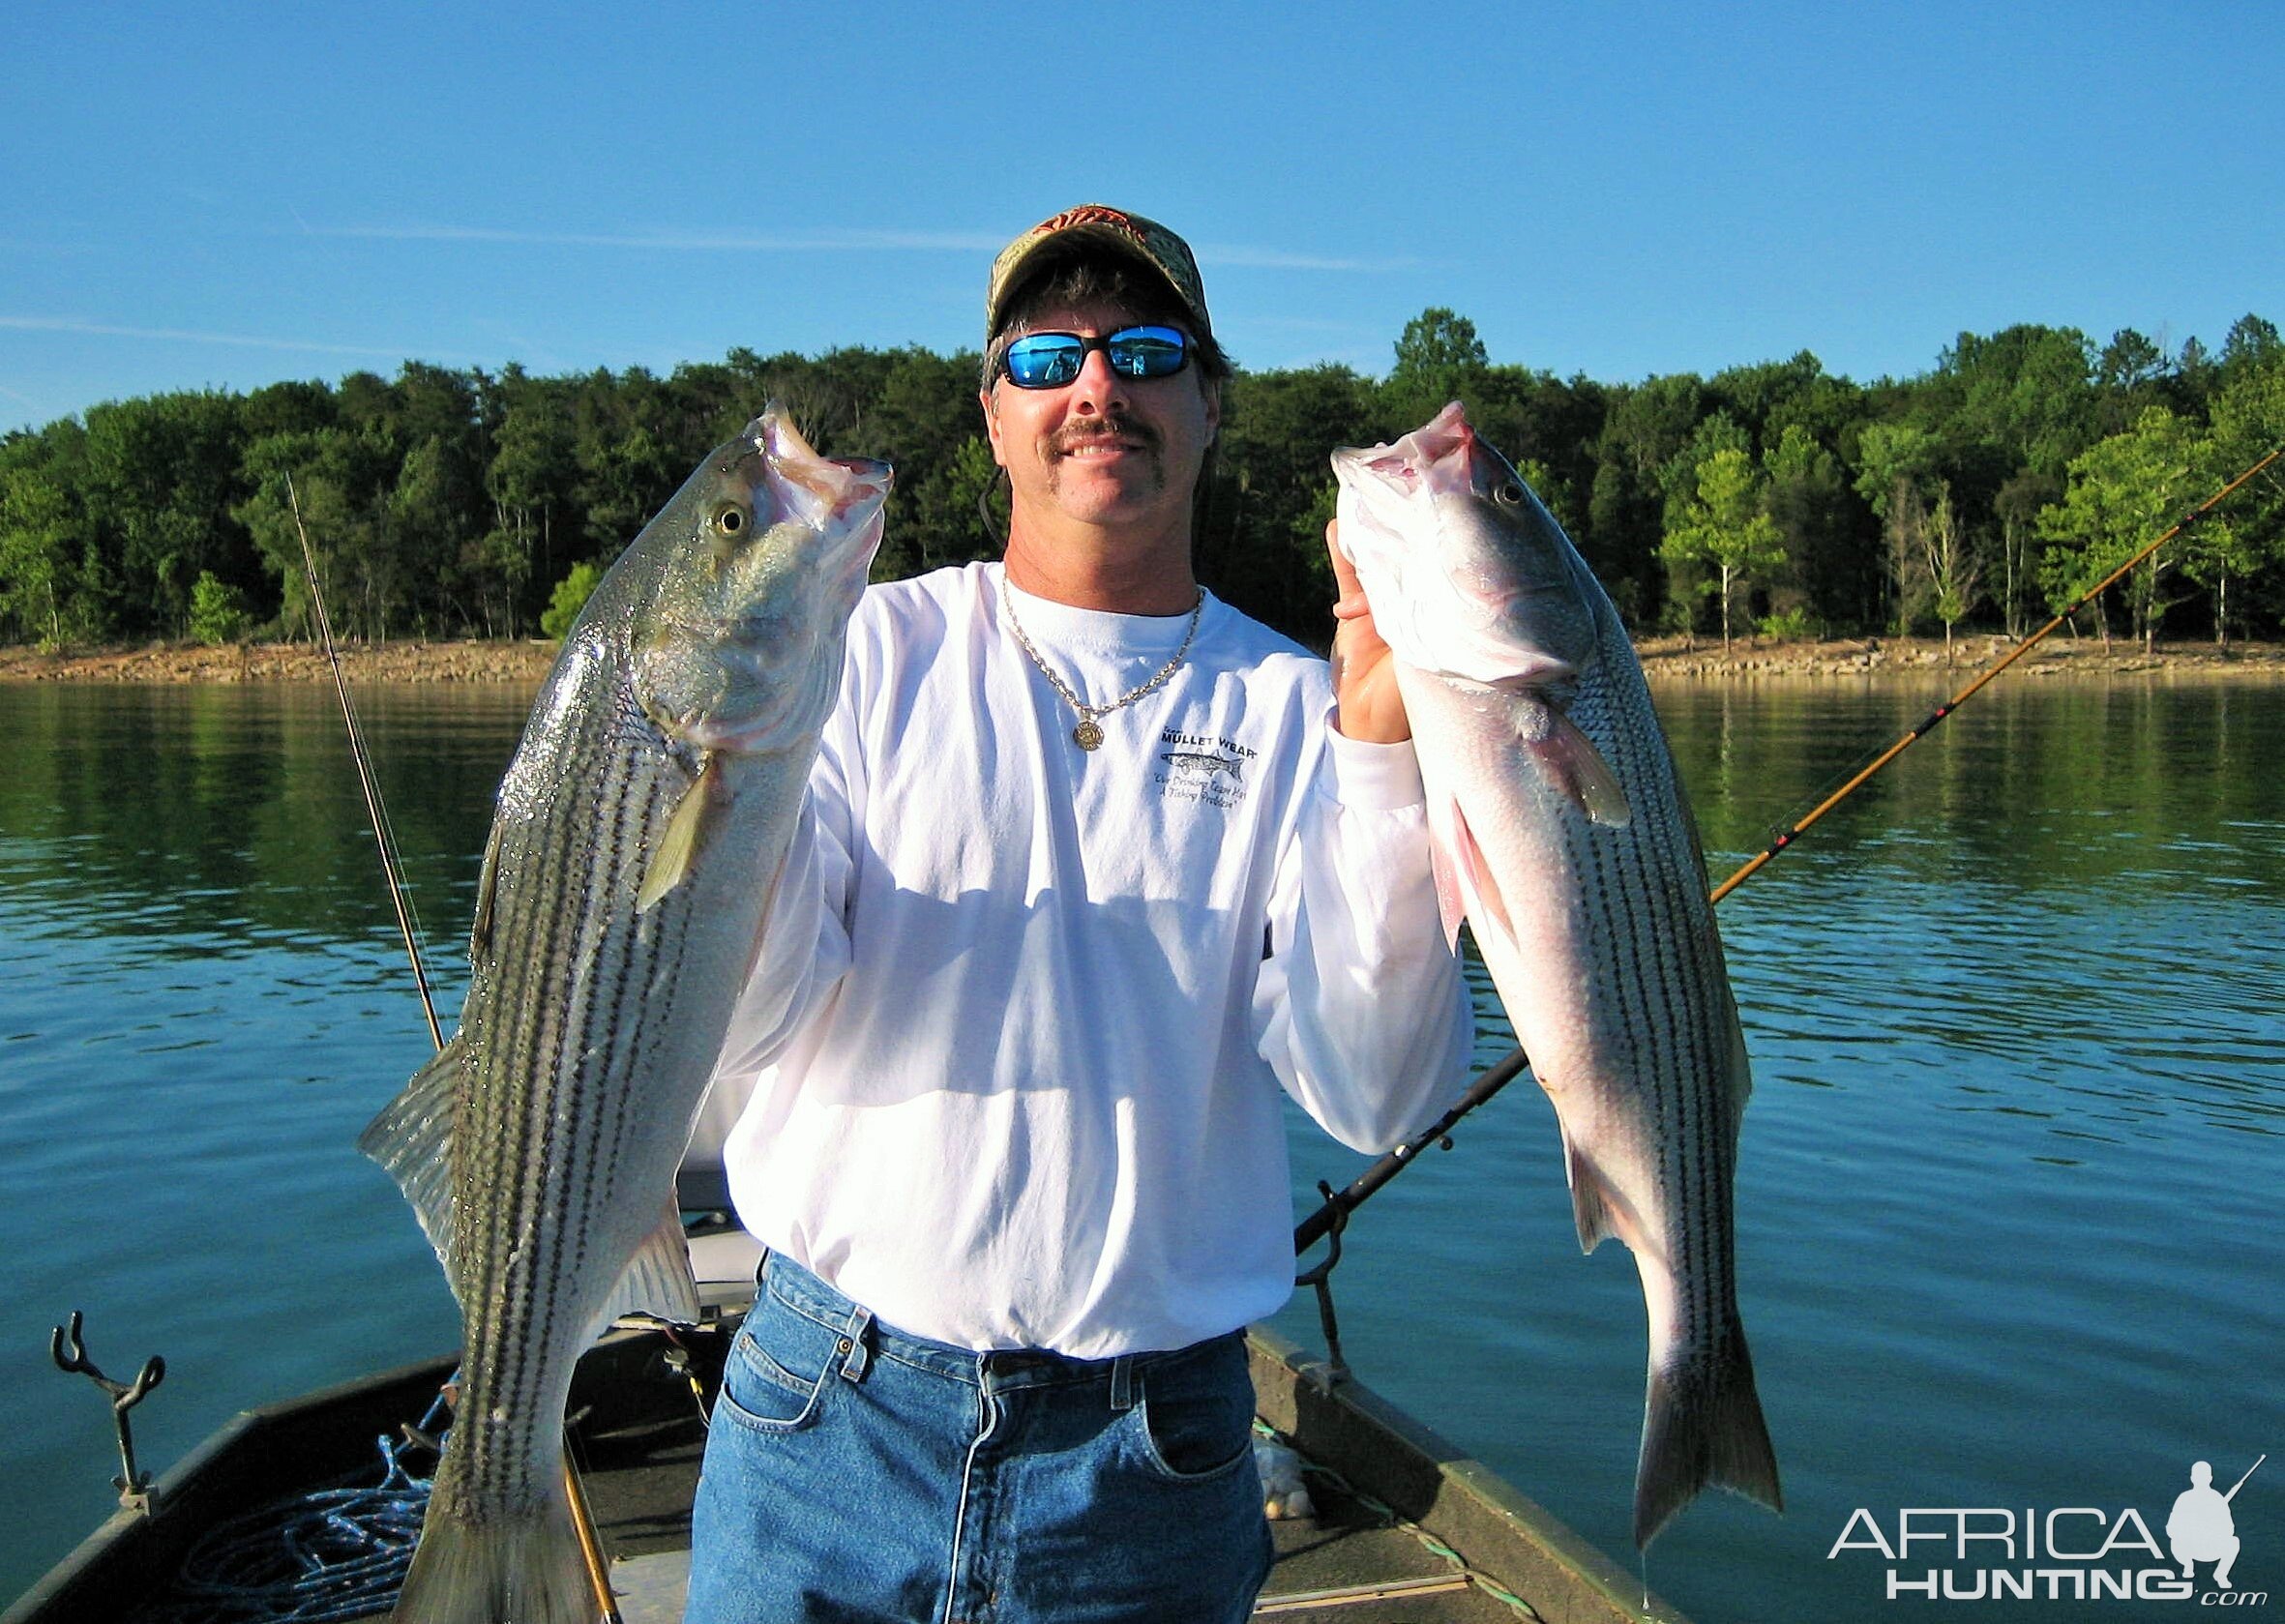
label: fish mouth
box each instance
[1331,400,1472,485]
[1410,400,1474,467]
[754,404,894,512]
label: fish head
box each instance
[634,402,892,754]
[1331,401,1599,688]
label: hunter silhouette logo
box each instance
[2170,1456,2262,1593]
[1826,1452,2269,1604]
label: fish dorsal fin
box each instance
[356,1037,468,1295]
[638,754,718,913]
[1528,708,1632,829]
[595,1201,704,1335]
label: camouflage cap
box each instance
[985,204,1211,343]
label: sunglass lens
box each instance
[1005,335,1083,388]
[1108,327,1187,378]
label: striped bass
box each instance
[1332,402,1779,1549]
[360,405,890,1622]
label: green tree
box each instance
[1385,308,1490,428]
[1659,446,1786,650]
[1762,424,1863,632]
[1920,483,1982,661]
[188,570,252,645]
[485,369,580,628]
[1853,422,1944,633]
[2198,357,2285,643]
[235,428,397,640]
[2036,406,2212,650]
[0,455,90,646]
[79,392,255,637]
[541,561,605,639]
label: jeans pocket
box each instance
[1133,1341,1256,1482]
[713,1310,835,1434]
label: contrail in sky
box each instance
[303,221,1420,273]
[0,315,431,358]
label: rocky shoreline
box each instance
[1,633,2280,686]
[0,638,562,684]
[1634,633,2285,680]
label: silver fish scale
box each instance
[1564,619,1744,1333]
[446,709,697,1517]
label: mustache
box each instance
[1052,418,1156,455]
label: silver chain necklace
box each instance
[999,572,1205,752]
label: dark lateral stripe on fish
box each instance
[497,776,603,1485]
[456,747,641,1510]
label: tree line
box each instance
[4,310,2282,655]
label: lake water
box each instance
[1,674,2278,1622]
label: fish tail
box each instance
[1631,1331,1782,1549]
[391,1487,599,1624]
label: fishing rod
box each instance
[288,475,444,1051]
[1296,440,2284,1256]
[287,486,623,1624]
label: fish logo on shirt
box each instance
[1159,751,1245,782]
[1156,729,1256,810]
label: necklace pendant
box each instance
[1072,719,1105,752]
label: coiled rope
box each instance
[134,1397,445,1624]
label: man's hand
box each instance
[1326,519,1410,744]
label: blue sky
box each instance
[5,2,2280,434]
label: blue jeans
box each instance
[687,1255,1274,1624]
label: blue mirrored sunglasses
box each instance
[999,325,1190,389]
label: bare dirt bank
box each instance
[1636,633,2285,682]
[3,634,2282,685]
[0,638,561,684]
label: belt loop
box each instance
[838,1306,874,1382]
[1109,1354,1135,1412]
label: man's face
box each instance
[980,298,1221,541]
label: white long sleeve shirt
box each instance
[697,562,1470,1357]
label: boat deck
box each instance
[569,1352,1540,1623]
[13,1322,1682,1624]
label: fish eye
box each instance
[1494,481,1527,507]
[709,501,750,536]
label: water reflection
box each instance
[0,684,527,957]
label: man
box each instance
[685,204,1471,1624]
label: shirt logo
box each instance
[1157,730,1255,810]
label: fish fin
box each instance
[1633,1329,1783,1549]
[1426,831,1467,953]
[467,820,503,970]
[392,1477,595,1624]
[598,1200,704,1331]
[638,753,717,913]
[357,1038,466,1285]
[1527,709,1633,829]
[1444,798,1514,942]
[1559,1118,1622,1255]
